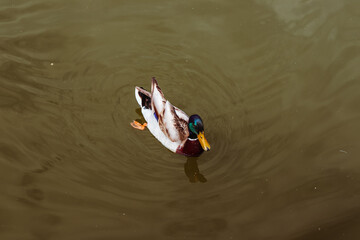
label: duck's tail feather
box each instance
[135,86,151,109]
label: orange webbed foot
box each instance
[130,120,147,130]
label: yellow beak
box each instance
[197,132,211,151]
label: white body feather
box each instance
[135,87,188,152]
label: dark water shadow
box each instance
[184,158,207,183]
[19,154,64,207]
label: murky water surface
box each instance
[1,1,360,239]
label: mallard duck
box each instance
[131,77,210,157]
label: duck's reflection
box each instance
[184,158,207,183]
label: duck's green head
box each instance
[188,114,211,151]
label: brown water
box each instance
[1,1,360,239]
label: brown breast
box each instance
[176,139,204,157]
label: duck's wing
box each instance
[163,101,189,142]
[174,106,189,123]
[151,77,166,119]
[151,78,189,142]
